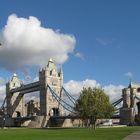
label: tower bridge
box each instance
[111,81,140,125]
[1,58,140,127]
[0,59,79,127]
[5,58,65,118]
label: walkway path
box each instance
[123,131,140,140]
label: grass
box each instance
[0,127,139,140]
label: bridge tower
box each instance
[120,82,140,124]
[39,58,64,116]
[6,74,25,117]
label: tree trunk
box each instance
[93,119,96,129]
[92,116,96,130]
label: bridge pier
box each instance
[120,82,140,125]
[120,108,135,125]
[39,58,63,116]
[135,102,140,125]
[6,74,25,118]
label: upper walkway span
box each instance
[9,81,40,94]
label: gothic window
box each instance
[13,83,16,87]
[50,70,52,76]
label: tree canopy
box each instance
[74,87,114,127]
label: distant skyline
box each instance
[0,0,140,103]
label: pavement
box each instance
[123,131,140,140]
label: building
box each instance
[5,59,64,127]
[120,81,140,125]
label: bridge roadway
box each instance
[13,115,120,125]
[13,115,82,124]
[51,115,120,119]
[13,114,120,121]
[50,115,81,119]
[9,81,40,94]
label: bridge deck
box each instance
[10,81,40,94]
[50,116,81,119]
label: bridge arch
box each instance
[137,88,140,93]
[49,108,60,116]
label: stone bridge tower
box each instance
[120,82,140,124]
[39,58,64,116]
[6,74,25,117]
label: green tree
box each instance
[74,87,115,128]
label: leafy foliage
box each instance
[74,87,114,121]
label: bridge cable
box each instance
[62,87,76,105]
[1,96,7,110]
[112,98,123,107]
[47,85,75,114]
[112,98,122,105]
[48,85,74,109]
[135,96,140,101]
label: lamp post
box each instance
[3,116,5,128]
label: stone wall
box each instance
[22,116,50,128]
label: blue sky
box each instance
[0,0,140,94]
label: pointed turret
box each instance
[59,65,63,87]
[47,58,56,71]
[60,65,63,74]
[49,58,53,62]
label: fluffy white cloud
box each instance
[64,79,100,95]
[103,84,124,102]
[0,14,76,70]
[64,79,124,102]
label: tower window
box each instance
[13,83,16,87]
[50,70,52,75]
[137,88,140,92]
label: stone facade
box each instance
[120,81,140,124]
[6,74,25,117]
[6,59,64,120]
[39,58,63,116]
[4,59,66,127]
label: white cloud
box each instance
[75,52,84,60]
[0,85,6,106]
[103,84,124,102]
[33,76,39,82]
[0,77,6,106]
[96,37,114,46]
[0,14,76,70]
[64,79,124,102]
[64,79,100,95]
[0,77,6,85]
